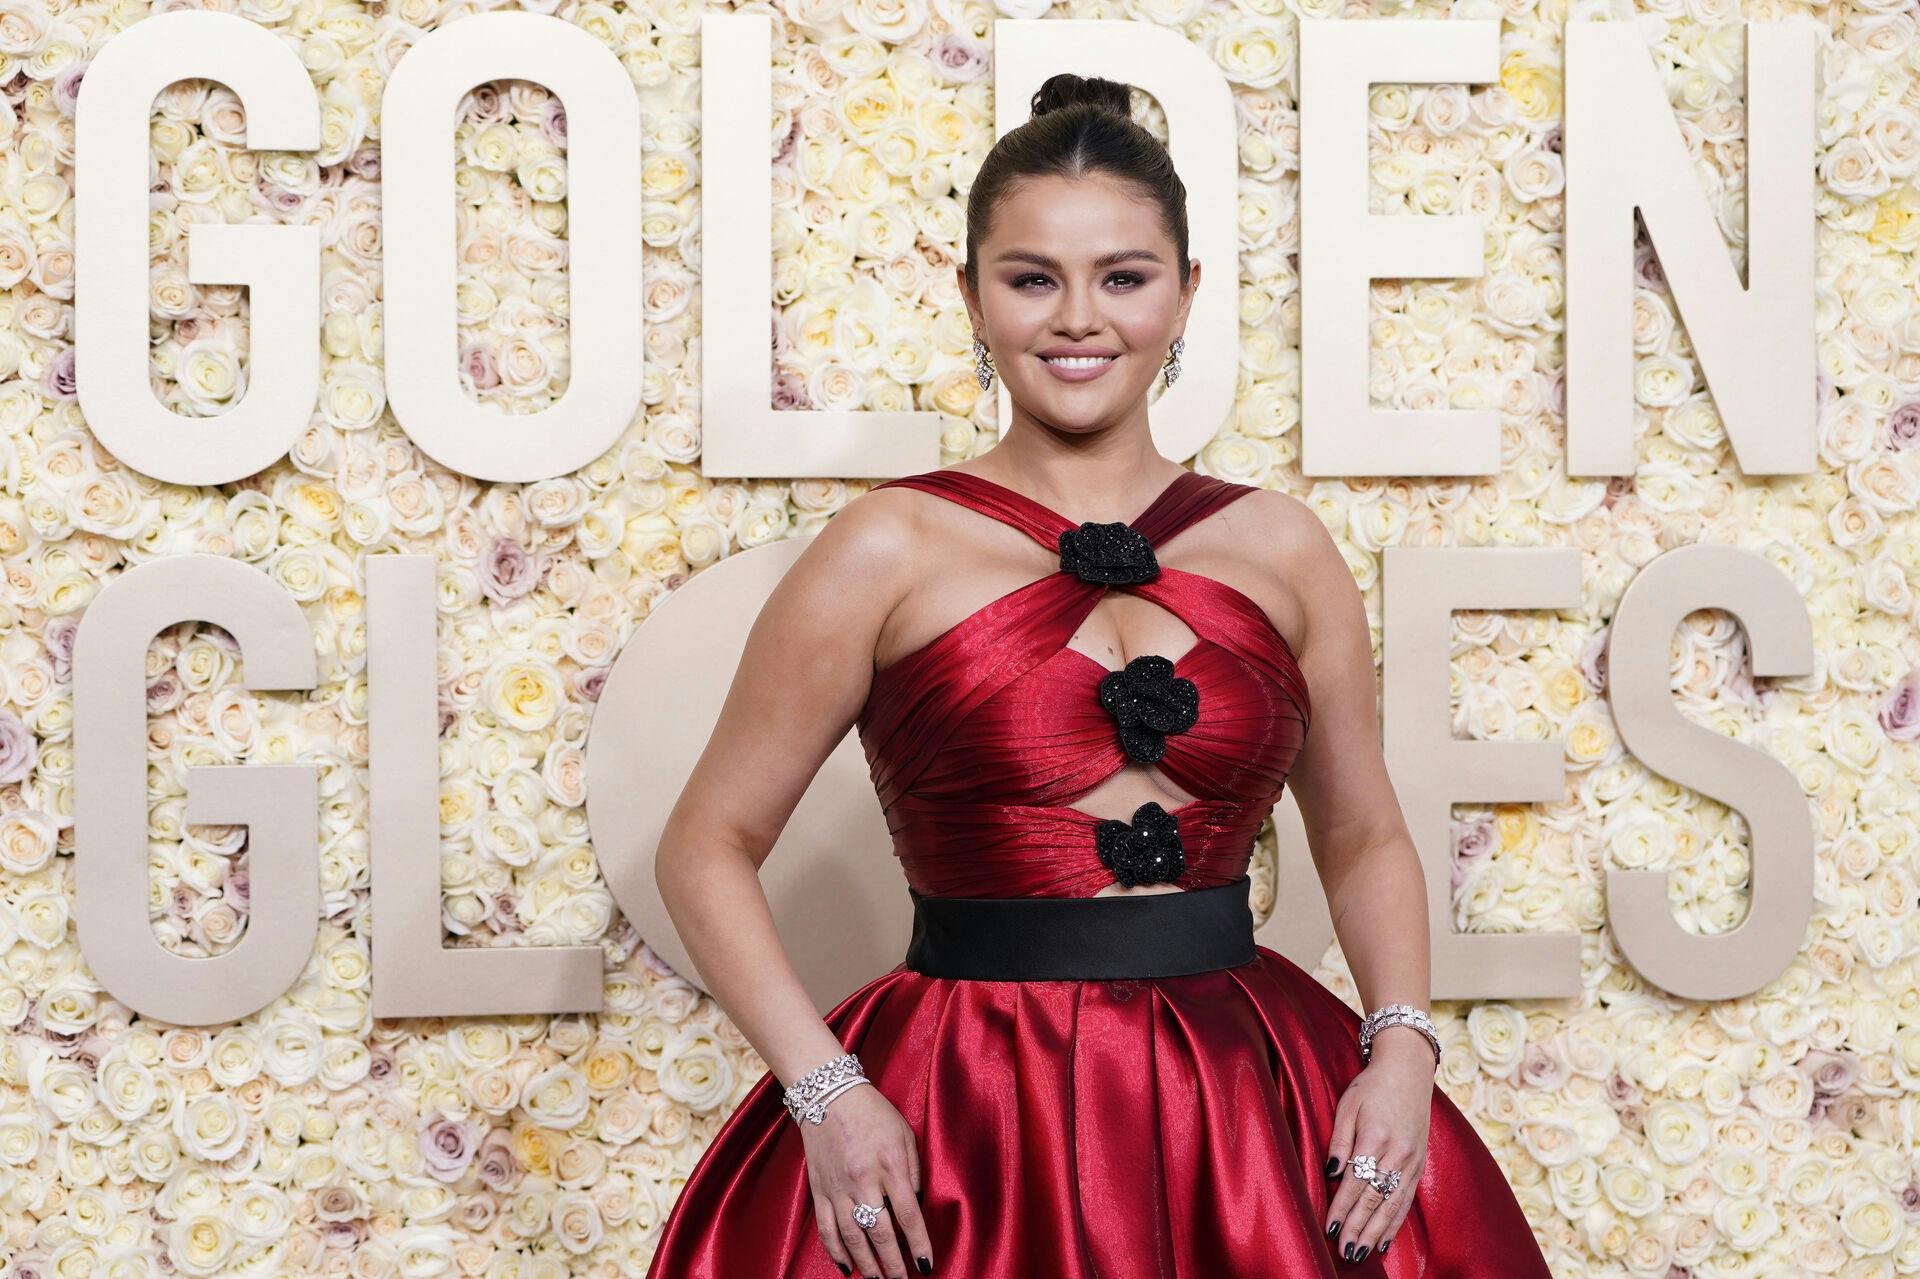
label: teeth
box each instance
[1043,356,1115,368]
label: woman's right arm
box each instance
[652,486,934,1279]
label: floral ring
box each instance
[1349,1153,1401,1199]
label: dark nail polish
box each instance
[835,1267,849,1277]
[1341,1241,1355,1261]
[917,1258,933,1275]
[1379,1240,1390,1255]
[1326,1219,1341,1236]
[1325,1154,1340,1176]
[1356,1245,1370,1262]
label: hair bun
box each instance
[1028,73,1135,123]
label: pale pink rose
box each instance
[0,710,38,784]
[43,616,79,682]
[1803,1049,1859,1095]
[421,1117,479,1182]
[930,34,989,84]
[1879,672,1920,741]
[773,116,800,167]
[1887,400,1920,450]
[42,347,75,400]
[475,1129,522,1193]
[53,63,85,116]
[575,666,609,702]
[1451,817,1496,891]
[1578,629,1610,694]
[772,367,811,410]
[462,345,500,391]
[479,538,541,603]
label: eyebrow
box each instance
[991,248,1165,270]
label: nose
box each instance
[1052,278,1100,336]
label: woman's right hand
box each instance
[801,1083,934,1279]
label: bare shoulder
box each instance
[1225,485,1341,579]
[808,482,927,566]
[769,483,929,624]
[1218,485,1352,657]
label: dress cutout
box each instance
[643,467,1553,1279]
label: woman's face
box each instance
[962,173,1198,435]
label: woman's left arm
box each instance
[1251,491,1437,1265]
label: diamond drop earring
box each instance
[973,336,996,391]
[1162,335,1185,387]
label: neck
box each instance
[980,408,1185,524]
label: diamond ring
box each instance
[851,1201,883,1230]
[1349,1153,1401,1199]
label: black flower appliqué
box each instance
[1093,801,1186,887]
[1098,655,1200,765]
[1057,521,1159,585]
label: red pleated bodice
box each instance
[857,467,1311,898]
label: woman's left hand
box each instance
[1321,1035,1435,1264]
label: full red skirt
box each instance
[644,945,1551,1277]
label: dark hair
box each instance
[964,73,1190,294]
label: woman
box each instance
[644,74,1553,1279]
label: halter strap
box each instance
[870,467,1256,552]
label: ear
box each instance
[956,263,985,335]
[1175,258,1201,325]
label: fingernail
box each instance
[1356,1245,1370,1262]
[1341,1241,1355,1261]
[917,1258,933,1275]
[1379,1240,1390,1255]
[835,1267,849,1277]
[1326,1219,1341,1237]
[1324,1154,1340,1176]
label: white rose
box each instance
[261,1013,323,1086]
[1644,1099,1710,1165]
[58,469,144,541]
[1709,1193,1778,1252]
[484,654,564,732]
[1456,1004,1525,1084]
[657,1030,735,1112]
[550,1189,605,1254]
[172,1093,247,1161]
[168,1213,234,1277]
[522,1063,590,1130]
[1210,17,1293,89]
[392,1225,459,1279]
[1820,136,1889,199]
[852,0,927,41]
[172,337,246,413]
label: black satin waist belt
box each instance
[904,874,1257,980]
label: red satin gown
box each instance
[644,467,1551,1278]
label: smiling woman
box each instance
[644,71,1555,1279]
[965,133,1198,432]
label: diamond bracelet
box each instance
[1359,1002,1441,1068]
[782,1051,871,1126]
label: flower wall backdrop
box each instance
[2,0,1919,1276]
